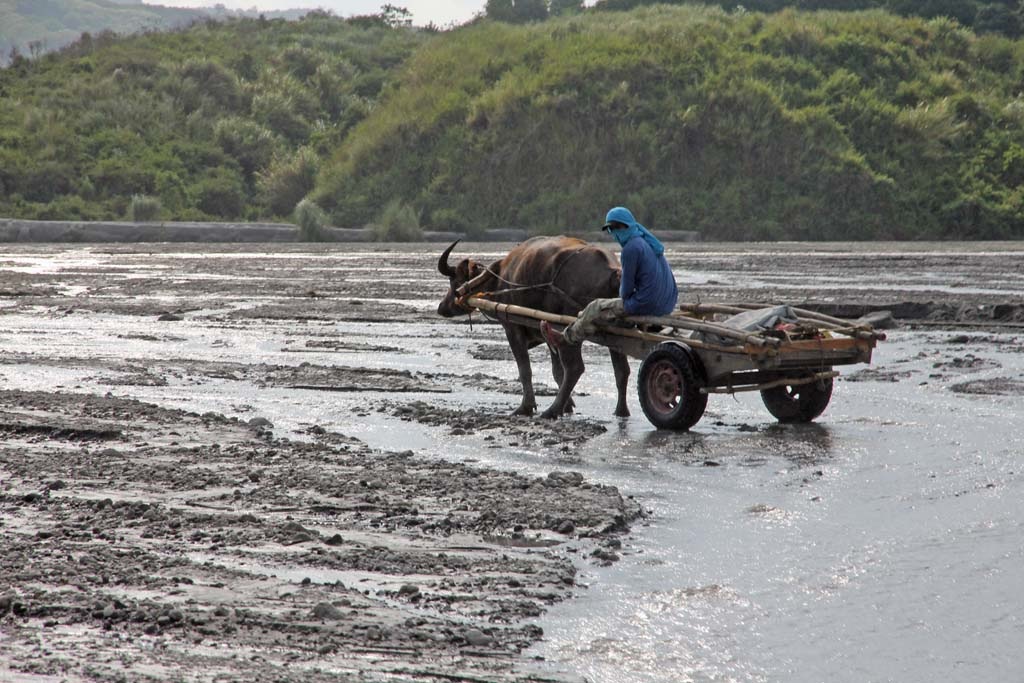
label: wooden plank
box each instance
[702,371,840,394]
[464,297,875,367]
[625,314,780,348]
[466,297,762,356]
[776,337,873,353]
[677,302,884,341]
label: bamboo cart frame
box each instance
[465,296,883,428]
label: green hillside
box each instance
[0,12,429,222]
[2,5,1023,239]
[313,7,1024,239]
[0,0,206,62]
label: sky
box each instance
[155,1,485,27]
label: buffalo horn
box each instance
[437,239,460,278]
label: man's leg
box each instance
[541,298,624,349]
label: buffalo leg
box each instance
[610,350,630,417]
[541,345,585,419]
[504,324,536,416]
[548,349,575,414]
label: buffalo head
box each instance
[436,240,498,317]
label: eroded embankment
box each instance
[0,389,639,683]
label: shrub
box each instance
[214,117,279,177]
[294,198,330,241]
[279,46,320,80]
[251,90,311,144]
[128,194,162,221]
[429,207,476,236]
[194,169,245,219]
[258,147,319,217]
[372,200,423,241]
[91,157,157,198]
[178,59,241,110]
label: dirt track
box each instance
[0,241,1022,682]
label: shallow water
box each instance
[528,332,1024,682]
[1,242,1021,682]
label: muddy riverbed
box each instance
[1,241,1022,682]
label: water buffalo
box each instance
[437,236,630,419]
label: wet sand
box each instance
[0,241,1022,682]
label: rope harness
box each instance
[456,248,590,313]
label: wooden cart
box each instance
[466,296,883,430]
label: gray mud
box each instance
[1,241,1022,682]
[0,388,636,682]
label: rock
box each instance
[282,521,312,536]
[324,533,344,546]
[311,602,345,620]
[591,548,620,564]
[157,312,183,322]
[398,584,420,599]
[544,471,584,488]
[463,628,492,647]
[556,520,575,535]
[248,417,274,429]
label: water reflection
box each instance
[639,428,710,462]
[760,422,833,465]
[622,422,833,467]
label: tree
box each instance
[381,4,414,27]
[550,0,585,15]
[485,0,516,22]
[974,2,1022,36]
[485,0,549,22]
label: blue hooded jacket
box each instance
[603,207,678,316]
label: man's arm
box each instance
[619,241,639,303]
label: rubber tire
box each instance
[760,377,834,423]
[638,343,708,431]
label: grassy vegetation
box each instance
[0,12,429,223]
[2,5,1022,240]
[313,7,1024,239]
[590,0,1023,37]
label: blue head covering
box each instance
[602,207,664,255]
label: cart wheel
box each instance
[638,343,708,430]
[760,377,833,423]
